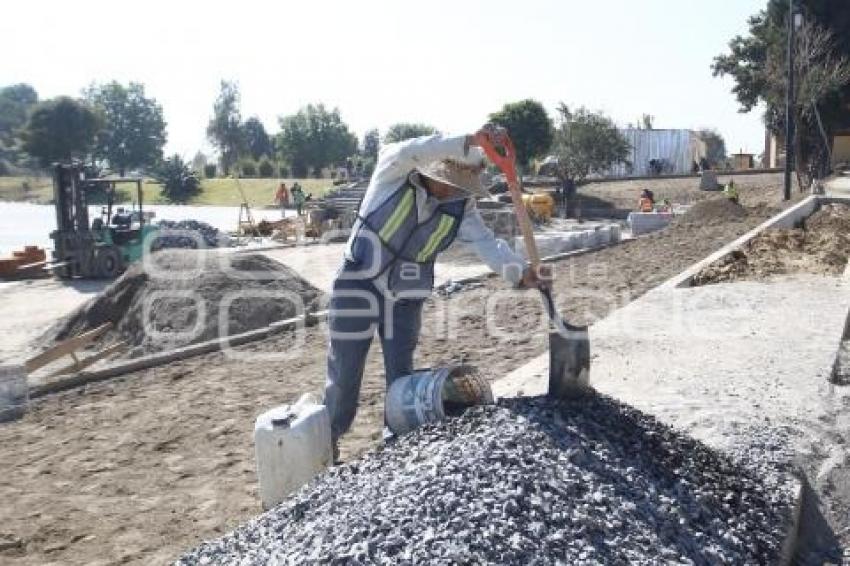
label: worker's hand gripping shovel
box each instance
[478,128,590,398]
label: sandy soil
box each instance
[693,203,850,285]
[0,191,801,565]
[577,171,791,211]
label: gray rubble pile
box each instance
[153,219,225,249]
[177,395,796,565]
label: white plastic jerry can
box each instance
[254,393,332,510]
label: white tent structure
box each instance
[607,129,707,177]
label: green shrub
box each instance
[238,158,257,177]
[203,163,217,178]
[258,157,275,178]
[278,165,290,178]
[155,154,201,203]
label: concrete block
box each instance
[628,212,673,236]
[0,364,27,422]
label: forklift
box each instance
[51,163,159,279]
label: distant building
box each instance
[606,129,707,177]
[732,152,756,170]
[764,128,850,169]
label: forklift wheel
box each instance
[96,248,123,279]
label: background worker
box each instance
[324,126,548,460]
[275,182,289,218]
[291,182,306,216]
[638,188,655,212]
[724,179,739,204]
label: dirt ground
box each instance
[576,171,791,211]
[0,181,802,565]
[694,203,850,285]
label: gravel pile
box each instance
[177,395,796,565]
[153,219,226,249]
[43,251,324,357]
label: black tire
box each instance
[96,247,123,279]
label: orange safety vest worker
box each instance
[639,197,653,212]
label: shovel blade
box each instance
[548,325,591,399]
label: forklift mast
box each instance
[53,164,90,234]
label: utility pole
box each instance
[784,0,795,201]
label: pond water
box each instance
[0,201,293,257]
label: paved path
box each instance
[827,174,850,196]
[496,274,849,455]
[0,279,108,363]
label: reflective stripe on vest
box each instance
[348,182,466,292]
[378,189,415,242]
[416,214,456,262]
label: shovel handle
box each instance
[479,136,542,270]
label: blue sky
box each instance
[1,0,768,158]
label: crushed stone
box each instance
[176,395,796,565]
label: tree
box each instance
[206,80,243,175]
[362,128,380,161]
[154,154,201,203]
[191,151,208,172]
[0,83,39,170]
[550,104,630,217]
[488,99,554,171]
[21,97,102,166]
[639,114,655,130]
[276,104,357,178]
[383,123,437,144]
[242,116,272,160]
[712,0,850,180]
[698,129,728,167]
[84,81,167,175]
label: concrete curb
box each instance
[656,195,850,290]
[29,310,330,399]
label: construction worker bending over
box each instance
[324,127,547,458]
[724,180,739,204]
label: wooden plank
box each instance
[25,322,113,373]
[45,341,128,380]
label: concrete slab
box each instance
[495,274,850,459]
[628,211,673,235]
[0,278,108,363]
[826,174,850,196]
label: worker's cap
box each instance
[417,149,488,199]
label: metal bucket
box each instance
[385,365,494,436]
[0,364,28,423]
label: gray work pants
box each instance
[323,266,424,441]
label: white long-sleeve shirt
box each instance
[344,134,525,290]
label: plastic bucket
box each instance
[0,364,28,423]
[385,365,494,436]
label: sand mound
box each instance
[177,395,795,565]
[676,198,748,227]
[693,203,850,285]
[45,251,324,357]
